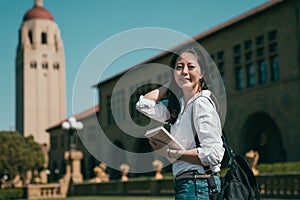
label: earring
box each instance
[199,78,204,85]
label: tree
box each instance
[0,131,45,184]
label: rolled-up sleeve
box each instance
[194,97,225,169]
[136,95,170,123]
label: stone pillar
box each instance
[64,151,83,183]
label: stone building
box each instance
[96,0,300,164]
[16,0,66,147]
[199,0,299,163]
[48,0,300,181]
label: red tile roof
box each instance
[46,105,99,132]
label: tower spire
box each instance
[34,0,43,7]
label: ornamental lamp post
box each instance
[62,116,83,151]
[61,116,84,183]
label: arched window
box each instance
[41,32,47,44]
[28,30,33,44]
[54,35,58,51]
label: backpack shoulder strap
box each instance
[191,94,220,196]
[191,95,214,174]
[192,94,235,159]
[191,94,214,147]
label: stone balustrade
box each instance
[4,173,297,199]
[256,174,300,199]
[27,169,70,200]
[70,174,300,199]
[27,183,65,200]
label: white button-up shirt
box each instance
[136,90,225,176]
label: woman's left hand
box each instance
[149,138,169,157]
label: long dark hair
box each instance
[166,46,208,124]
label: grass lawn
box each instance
[51,197,285,200]
[46,196,283,200]
[46,196,173,200]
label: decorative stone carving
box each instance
[152,160,164,180]
[119,164,130,182]
[89,163,109,183]
[245,150,260,176]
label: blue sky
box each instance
[0,0,269,131]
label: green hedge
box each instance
[256,162,300,174]
[0,188,25,200]
[219,162,300,176]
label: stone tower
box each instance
[16,0,66,147]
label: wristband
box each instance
[168,149,181,160]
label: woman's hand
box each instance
[149,138,202,164]
[149,138,169,157]
[144,83,169,101]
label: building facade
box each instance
[198,0,300,162]
[16,0,66,147]
[48,0,300,181]
[97,0,300,164]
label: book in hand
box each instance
[145,126,185,151]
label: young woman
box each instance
[136,46,225,199]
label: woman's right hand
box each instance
[144,82,169,101]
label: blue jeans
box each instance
[174,175,221,200]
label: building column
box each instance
[64,151,83,183]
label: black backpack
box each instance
[215,135,262,200]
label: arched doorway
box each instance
[241,112,286,163]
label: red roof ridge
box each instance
[46,105,99,132]
[97,0,284,85]
[193,0,283,41]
